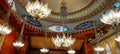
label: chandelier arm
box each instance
[93,24,100,46]
[94,24,105,52]
[17,15,27,42]
[44,31,47,48]
[40,26,49,53]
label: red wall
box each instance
[86,44,93,54]
[1,31,17,54]
[1,31,27,54]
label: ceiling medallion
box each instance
[25,0,52,21]
[43,0,111,23]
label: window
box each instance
[21,15,42,27]
[75,21,93,30]
[49,25,68,32]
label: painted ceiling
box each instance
[14,0,114,32]
[0,0,116,50]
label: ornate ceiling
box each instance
[16,0,114,23]
[0,0,115,50]
[43,0,93,13]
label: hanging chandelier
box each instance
[100,10,120,25]
[13,16,26,49]
[13,41,24,49]
[94,46,105,52]
[93,25,104,52]
[52,33,75,47]
[0,24,12,35]
[100,9,120,42]
[51,0,75,48]
[40,48,49,53]
[67,49,76,54]
[25,0,52,21]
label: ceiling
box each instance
[43,0,93,13]
[0,0,115,51]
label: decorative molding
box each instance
[0,0,112,40]
[92,29,117,46]
[16,0,115,23]
[42,0,115,23]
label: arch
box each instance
[106,43,112,54]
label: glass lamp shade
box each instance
[67,49,76,54]
[94,46,105,52]
[52,34,75,47]
[25,0,52,20]
[0,25,12,35]
[13,41,24,49]
[40,48,49,53]
[100,10,120,25]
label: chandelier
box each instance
[0,24,12,35]
[0,6,12,35]
[67,49,76,54]
[25,0,52,20]
[100,9,120,42]
[13,41,24,49]
[100,10,120,25]
[13,16,26,49]
[40,48,49,53]
[40,31,49,53]
[94,46,105,52]
[51,0,75,48]
[52,33,75,47]
[93,25,104,52]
